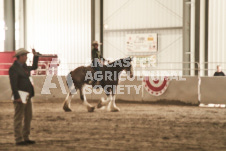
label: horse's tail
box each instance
[66,71,73,89]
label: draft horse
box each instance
[63,57,133,112]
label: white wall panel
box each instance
[15,0,25,50]
[26,0,91,75]
[104,0,183,29]
[104,29,182,68]
[208,0,226,76]
[103,0,183,72]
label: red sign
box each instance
[0,52,16,75]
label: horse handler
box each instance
[9,48,39,146]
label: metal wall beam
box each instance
[100,0,103,56]
[23,0,27,49]
[205,0,209,76]
[91,0,95,44]
[104,26,183,33]
[4,0,15,51]
[195,0,200,75]
[94,0,101,42]
[200,0,208,76]
[183,0,191,75]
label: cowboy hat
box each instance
[92,41,102,46]
[14,48,30,57]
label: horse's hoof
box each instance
[108,107,120,112]
[63,106,72,112]
[63,107,72,112]
[99,106,106,110]
[97,101,103,108]
[111,108,120,112]
[87,106,95,112]
[65,109,72,112]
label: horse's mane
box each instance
[107,58,124,65]
[107,57,132,67]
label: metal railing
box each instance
[0,62,89,75]
[0,62,201,75]
[5,61,226,103]
[0,63,12,71]
[2,61,226,76]
[2,61,226,104]
[200,62,226,76]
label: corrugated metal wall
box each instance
[26,0,91,75]
[208,0,226,76]
[0,0,4,52]
[15,0,24,50]
[103,0,183,70]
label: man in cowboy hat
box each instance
[91,40,104,70]
[9,48,39,146]
[91,41,106,85]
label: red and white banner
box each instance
[143,76,170,96]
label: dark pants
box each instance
[14,98,32,143]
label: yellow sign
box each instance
[148,37,154,41]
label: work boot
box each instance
[16,141,28,146]
[25,140,36,144]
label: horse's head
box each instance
[122,57,134,78]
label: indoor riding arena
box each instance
[0,0,226,151]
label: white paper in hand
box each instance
[12,91,29,104]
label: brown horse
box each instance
[63,57,133,112]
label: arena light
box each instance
[104,24,108,29]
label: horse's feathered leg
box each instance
[97,95,111,108]
[63,72,75,112]
[97,87,112,108]
[63,92,73,112]
[80,87,95,112]
[107,94,120,112]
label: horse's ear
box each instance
[125,56,133,62]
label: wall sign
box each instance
[126,33,158,53]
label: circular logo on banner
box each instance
[143,77,170,96]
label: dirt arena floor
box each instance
[0,101,226,151]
